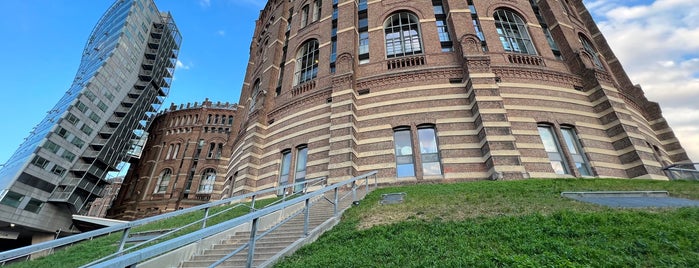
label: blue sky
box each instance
[0,0,697,165]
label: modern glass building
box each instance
[0,0,180,247]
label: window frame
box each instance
[294,39,320,85]
[384,12,423,58]
[493,9,537,55]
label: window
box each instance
[97,101,108,112]
[250,79,260,113]
[561,127,592,176]
[89,112,100,123]
[155,169,172,193]
[0,191,24,208]
[418,126,442,175]
[301,5,310,27]
[384,12,422,58]
[278,150,292,195]
[228,116,234,125]
[199,168,216,193]
[66,112,80,125]
[295,39,319,85]
[579,34,603,69]
[71,137,85,148]
[172,143,181,159]
[538,125,569,175]
[207,142,216,158]
[24,198,43,213]
[312,0,321,22]
[166,143,174,159]
[80,124,93,135]
[32,156,50,169]
[433,0,452,52]
[62,151,76,162]
[216,143,223,159]
[84,90,97,102]
[394,128,415,177]
[494,9,536,54]
[358,5,369,63]
[43,140,60,154]
[76,101,88,113]
[51,165,67,177]
[294,146,308,192]
[56,127,70,139]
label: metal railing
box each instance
[0,177,327,265]
[88,171,378,268]
[664,163,699,181]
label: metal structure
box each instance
[663,163,699,180]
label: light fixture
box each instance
[10,223,15,228]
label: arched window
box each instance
[295,39,319,85]
[155,169,172,193]
[494,9,536,55]
[384,12,422,58]
[198,168,216,193]
[579,34,604,69]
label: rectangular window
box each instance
[51,165,67,177]
[294,146,308,193]
[207,143,216,158]
[71,137,85,148]
[418,127,442,176]
[43,140,60,154]
[76,101,88,113]
[313,0,321,22]
[538,125,569,175]
[0,191,24,208]
[301,5,310,27]
[394,129,415,177]
[31,156,50,169]
[561,127,592,176]
[56,127,70,139]
[24,198,43,213]
[278,150,292,195]
[89,112,100,123]
[62,151,76,162]
[66,113,80,125]
[84,90,97,102]
[97,101,108,112]
[80,124,93,135]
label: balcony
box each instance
[387,55,425,70]
[506,54,545,66]
[141,59,154,70]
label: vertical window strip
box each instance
[432,0,452,52]
[467,0,488,51]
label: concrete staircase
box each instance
[179,192,356,268]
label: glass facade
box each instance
[0,0,181,235]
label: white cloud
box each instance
[217,30,226,36]
[586,0,699,162]
[199,0,211,8]
[176,60,190,70]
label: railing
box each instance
[88,171,377,268]
[387,55,425,70]
[663,163,699,181]
[0,177,327,266]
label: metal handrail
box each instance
[0,177,326,265]
[663,163,699,181]
[88,171,378,268]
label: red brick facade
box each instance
[226,0,689,195]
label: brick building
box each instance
[108,99,238,220]
[225,0,690,195]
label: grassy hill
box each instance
[274,179,699,267]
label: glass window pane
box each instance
[537,126,559,153]
[397,164,415,177]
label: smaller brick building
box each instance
[108,99,238,220]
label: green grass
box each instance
[275,179,699,267]
[7,197,281,268]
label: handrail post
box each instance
[333,187,339,216]
[246,217,259,268]
[117,227,131,253]
[250,195,257,212]
[202,207,210,229]
[303,198,310,237]
[352,181,357,203]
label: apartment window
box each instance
[80,124,94,135]
[66,112,80,125]
[207,142,216,158]
[43,140,60,154]
[579,34,604,69]
[84,90,97,102]
[76,101,88,113]
[294,146,308,192]
[199,168,216,193]
[228,116,234,125]
[31,156,50,169]
[468,0,488,51]
[0,191,24,208]
[433,0,452,52]
[155,169,172,193]
[51,165,67,177]
[295,39,319,85]
[561,127,592,176]
[216,143,223,159]
[394,127,415,177]
[56,127,70,139]
[418,126,442,175]
[173,143,181,159]
[71,137,85,148]
[166,144,174,159]
[24,198,43,213]
[62,151,76,162]
[89,112,100,123]
[384,12,423,58]
[278,150,292,195]
[97,101,108,112]
[494,9,536,55]
[358,4,369,64]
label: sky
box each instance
[0,0,697,166]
